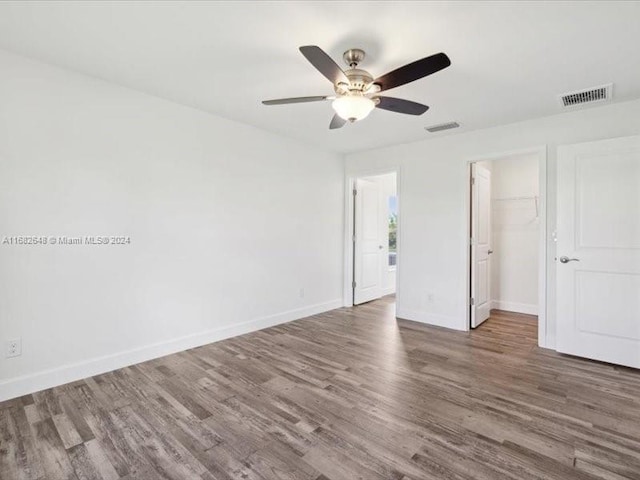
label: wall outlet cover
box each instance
[6,338,22,358]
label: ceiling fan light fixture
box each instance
[332,95,375,122]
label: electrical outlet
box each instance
[6,338,21,358]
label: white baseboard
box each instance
[491,300,538,316]
[396,307,465,331]
[381,286,396,296]
[0,299,342,402]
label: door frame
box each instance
[343,167,401,307]
[464,146,549,348]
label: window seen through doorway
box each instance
[388,195,397,268]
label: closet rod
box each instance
[492,195,538,201]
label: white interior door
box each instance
[471,163,492,328]
[354,178,382,305]
[557,135,640,368]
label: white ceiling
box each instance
[1,1,639,154]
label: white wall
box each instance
[346,97,640,348]
[489,154,539,315]
[0,50,345,401]
[362,173,397,295]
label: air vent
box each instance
[559,84,612,108]
[425,121,460,133]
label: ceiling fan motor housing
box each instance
[336,68,374,94]
[335,49,376,94]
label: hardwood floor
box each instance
[2,296,640,480]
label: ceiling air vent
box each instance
[425,121,460,133]
[559,84,612,108]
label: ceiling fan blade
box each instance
[329,114,347,130]
[299,45,349,85]
[262,96,329,105]
[375,96,429,115]
[373,52,451,92]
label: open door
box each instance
[354,178,383,305]
[471,163,492,328]
[557,135,640,368]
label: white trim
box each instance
[381,285,396,297]
[491,300,538,316]
[538,147,549,348]
[396,307,464,331]
[0,298,342,402]
[343,167,401,308]
[464,146,549,348]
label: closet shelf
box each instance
[492,195,538,201]
[492,195,539,219]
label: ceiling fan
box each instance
[262,45,451,129]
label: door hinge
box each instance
[469,237,474,246]
[469,297,475,306]
[352,280,356,289]
[471,177,476,186]
[353,188,357,196]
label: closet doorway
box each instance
[468,148,547,346]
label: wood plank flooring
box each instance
[2,296,640,479]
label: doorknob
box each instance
[559,256,580,263]
[488,249,494,255]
